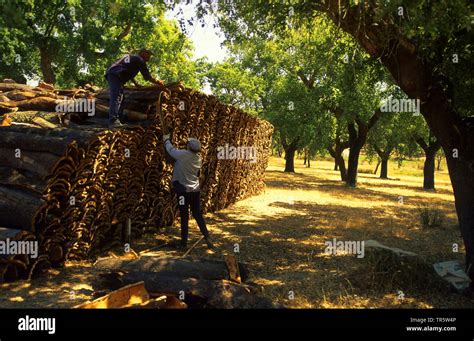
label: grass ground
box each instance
[1,155,473,308]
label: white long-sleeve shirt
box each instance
[164,139,201,192]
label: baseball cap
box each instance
[188,138,201,153]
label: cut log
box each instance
[15,97,58,111]
[0,131,70,156]
[0,83,35,92]
[1,114,12,126]
[95,89,162,101]
[32,116,57,129]
[0,186,43,231]
[0,102,18,114]
[154,296,187,309]
[56,89,87,97]
[0,147,59,178]
[95,103,148,121]
[4,110,38,122]
[0,227,34,241]
[6,111,59,127]
[94,256,249,282]
[74,281,149,308]
[10,122,38,128]
[5,90,37,101]
[102,271,276,309]
[36,82,55,91]
[0,167,46,192]
[0,125,95,143]
[126,296,185,309]
[224,254,241,283]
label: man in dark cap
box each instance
[105,48,163,128]
[163,134,215,250]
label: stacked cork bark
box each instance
[0,82,273,282]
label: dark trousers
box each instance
[106,73,124,124]
[173,181,209,245]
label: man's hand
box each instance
[163,134,170,142]
[152,79,164,86]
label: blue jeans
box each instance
[106,73,124,124]
[173,181,209,245]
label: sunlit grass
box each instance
[0,155,471,309]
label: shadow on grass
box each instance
[205,194,471,308]
[265,170,456,212]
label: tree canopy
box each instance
[0,0,204,88]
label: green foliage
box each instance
[205,59,265,115]
[0,0,204,88]
[212,0,473,117]
[366,110,417,165]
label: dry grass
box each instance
[200,156,472,308]
[1,155,472,308]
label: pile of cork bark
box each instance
[0,80,273,283]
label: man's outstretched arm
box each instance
[163,135,186,160]
[140,64,164,86]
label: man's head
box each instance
[187,138,201,153]
[138,48,154,62]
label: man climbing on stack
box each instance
[163,133,215,250]
[105,48,163,128]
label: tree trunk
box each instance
[320,0,474,285]
[345,112,381,187]
[423,150,436,190]
[39,45,56,85]
[380,159,388,179]
[336,154,347,181]
[374,160,381,175]
[445,147,474,284]
[307,157,310,168]
[328,144,348,181]
[416,138,441,190]
[437,153,443,171]
[346,146,361,187]
[284,146,297,172]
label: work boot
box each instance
[205,237,215,249]
[108,119,124,129]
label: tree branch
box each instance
[415,137,429,152]
[116,22,132,40]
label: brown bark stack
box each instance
[0,82,273,283]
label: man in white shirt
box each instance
[163,134,214,249]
